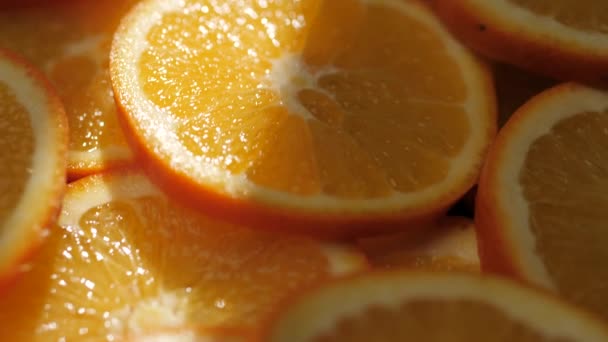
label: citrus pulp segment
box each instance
[0,1,138,177]
[476,83,608,320]
[0,169,367,341]
[435,0,608,84]
[111,0,496,234]
[260,272,608,342]
[0,48,67,284]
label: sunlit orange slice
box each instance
[436,0,608,84]
[0,48,67,285]
[358,217,479,272]
[110,0,496,236]
[0,169,367,341]
[476,83,608,320]
[0,0,138,178]
[260,272,608,341]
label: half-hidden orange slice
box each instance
[260,272,608,341]
[0,1,138,178]
[0,48,67,285]
[0,169,367,341]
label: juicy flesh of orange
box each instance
[508,0,608,34]
[520,110,608,320]
[0,82,33,226]
[139,0,469,198]
[313,299,570,341]
[0,192,336,341]
[0,1,134,170]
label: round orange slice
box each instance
[110,0,496,236]
[260,272,608,341]
[476,83,608,320]
[0,1,138,178]
[358,216,479,271]
[0,48,67,285]
[435,0,608,84]
[0,169,367,341]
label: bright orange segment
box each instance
[0,81,33,225]
[509,0,608,33]
[520,110,608,319]
[0,1,137,176]
[358,217,479,272]
[121,0,483,202]
[0,170,365,341]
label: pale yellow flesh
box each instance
[521,110,608,319]
[0,81,33,227]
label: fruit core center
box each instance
[269,53,333,120]
[112,292,188,338]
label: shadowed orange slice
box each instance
[436,0,608,84]
[260,272,608,341]
[110,0,496,236]
[476,83,608,320]
[358,217,479,271]
[0,48,67,285]
[0,0,138,178]
[0,169,366,341]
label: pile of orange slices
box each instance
[1,0,607,340]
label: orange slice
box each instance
[0,169,367,341]
[0,48,67,284]
[110,0,496,236]
[435,0,608,84]
[261,272,608,341]
[0,1,138,178]
[476,83,608,320]
[358,217,479,271]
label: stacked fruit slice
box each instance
[1,0,608,340]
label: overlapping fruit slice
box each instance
[358,217,479,271]
[111,0,496,235]
[476,83,608,320]
[0,170,366,341]
[260,272,608,341]
[0,48,67,284]
[0,0,138,177]
[436,0,608,84]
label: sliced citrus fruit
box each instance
[358,216,479,271]
[110,0,496,235]
[0,48,67,284]
[476,83,608,320]
[0,0,138,178]
[435,0,608,84]
[0,169,367,341]
[260,272,608,341]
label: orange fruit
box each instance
[435,0,608,84]
[0,48,67,285]
[0,1,138,178]
[0,169,367,341]
[476,83,608,320]
[259,271,608,341]
[358,216,479,272]
[110,0,496,236]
